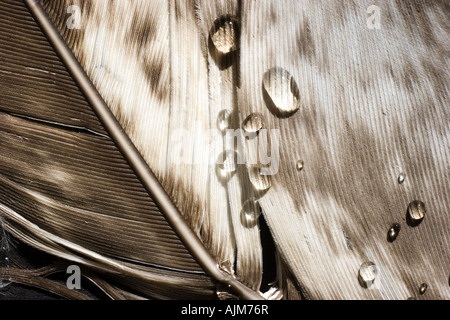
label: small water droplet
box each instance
[241,198,261,228]
[358,261,378,288]
[263,67,300,117]
[218,109,231,132]
[407,200,426,226]
[419,283,428,295]
[296,160,304,171]
[242,113,264,134]
[210,15,240,54]
[216,151,238,183]
[248,166,272,192]
[387,223,401,242]
[398,172,406,184]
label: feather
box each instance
[1,0,449,300]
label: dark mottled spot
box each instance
[145,62,162,90]
[125,11,157,57]
[142,60,168,101]
[296,19,316,61]
[359,73,368,93]
[421,58,447,103]
[173,1,183,21]
[343,231,353,250]
[386,62,395,80]
[402,59,419,92]
[395,1,444,49]
[270,4,277,24]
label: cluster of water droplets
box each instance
[373,170,431,294]
[212,15,436,296]
[210,13,305,228]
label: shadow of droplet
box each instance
[406,210,423,227]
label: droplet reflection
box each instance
[358,261,378,288]
[263,67,300,117]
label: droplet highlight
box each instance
[387,223,401,242]
[419,283,428,295]
[243,113,265,134]
[263,67,300,117]
[358,261,378,288]
[398,172,406,184]
[248,166,272,192]
[210,15,240,54]
[296,160,304,171]
[407,200,426,226]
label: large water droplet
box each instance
[407,200,426,226]
[242,113,265,134]
[419,283,428,295]
[398,172,406,184]
[241,198,261,228]
[387,223,401,242]
[358,261,378,288]
[217,109,231,132]
[296,160,304,171]
[248,166,272,192]
[210,15,240,54]
[263,67,300,117]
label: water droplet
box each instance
[241,198,261,228]
[419,283,428,295]
[387,223,401,242]
[216,151,238,183]
[296,160,304,171]
[242,113,265,134]
[358,261,378,288]
[248,166,272,192]
[210,15,240,54]
[398,172,406,184]
[263,67,300,117]
[407,200,426,226]
[218,109,231,132]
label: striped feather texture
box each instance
[0,0,449,300]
